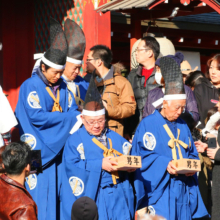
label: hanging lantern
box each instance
[131,37,175,69]
[131,39,141,69]
[156,37,175,58]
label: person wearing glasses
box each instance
[86,45,136,137]
[124,36,160,142]
[60,74,142,220]
[132,57,208,220]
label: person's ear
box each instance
[96,59,102,67]
[24,164,30,177]
[163,100,168,109]
[156,66,160,72]
[41,64,46,72]
[2,164,5,169]
[81,116,86,126]
[147,50,154,58]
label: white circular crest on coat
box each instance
[27,91,41,109]
[77,143,85,160]
[148,205,156,216]
[122,142,132,155]
[20,133,37,150]
[26,174,37,190]
[143,132,156,151]
[69,176,84,196]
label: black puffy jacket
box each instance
[194,77,219,129]
[124,65,159,136]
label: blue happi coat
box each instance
[15,71,80,220]
[132,110,209,219]
[60,126,137,220]
[62,75,88,105]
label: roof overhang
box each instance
[96,0,220,15]
[96,0,155,12]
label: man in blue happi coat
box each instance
[132,57,209,219]
[60,73,141,220]
[15,18,80,220]
[62,19,88,109]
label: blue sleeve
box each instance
[21,84,79,130]
[15,83,80,163]
[63,136,102,199]
[64,138,102,174]
[132,122,171,206]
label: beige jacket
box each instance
[95,67,136,136]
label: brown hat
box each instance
[181,60,198,75]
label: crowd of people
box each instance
[0,17,220,220]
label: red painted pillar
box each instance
[130,13,142,56]
[83,0,111,66]
[1,0,35,111]
[130,14,142,70]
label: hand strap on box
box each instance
[92,137,122,185]
[163,124,188,160]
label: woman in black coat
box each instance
[194,54,220,128]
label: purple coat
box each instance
[143,85,199,122]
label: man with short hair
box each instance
[125,36,160,140]
[86,45,136,136]
[62,19,89,108]
[0,142,38,220]
[132,57,208,219]
[60,74,140,220]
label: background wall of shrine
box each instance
[0,0,111,110]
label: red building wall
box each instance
[0,0,111,111]
[1,0,35,111]
[83,1,111,74]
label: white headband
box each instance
[34,53,44,60]
[163,94,186,100]
[42,56,65,70]
[67,57,83,65]
[82,109,105,116]
[69,109,106,135]
[152,98,164,108]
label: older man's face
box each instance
[163,99,186,121]
[81,115,105,136]
[63,62,82,81]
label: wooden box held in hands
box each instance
[110,155,142,171]
[171,158,201,174]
